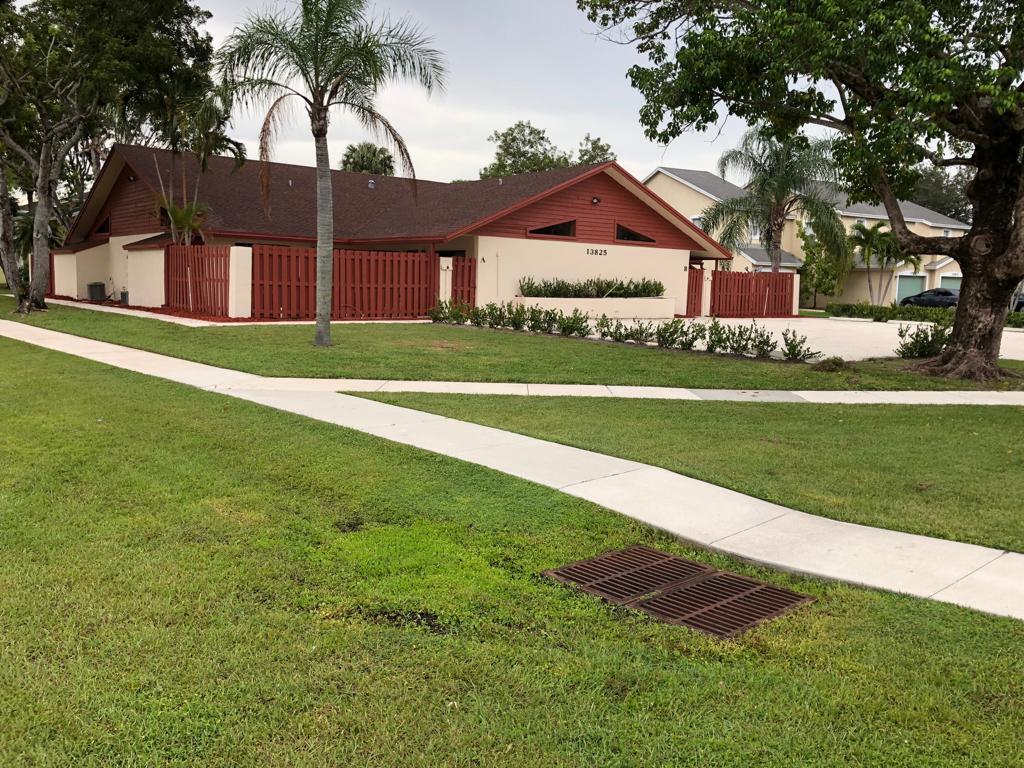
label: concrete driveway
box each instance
[712,317,1024,361]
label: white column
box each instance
[791,274,801,316]
[701,270,714,317]
[439,256,454,302]
[228,246,253,319]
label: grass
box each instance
[2,338,1023,766]
[5,295,1024,390]
[363,394,1024,552]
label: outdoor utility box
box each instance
[87,282,106,302]
[120,290,129,305]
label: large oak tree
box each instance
[580,0,1024,379]
[0,0,213,312]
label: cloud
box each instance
[207,0,753,181]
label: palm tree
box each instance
[849,221,923,306]
[701,126,849,273]
[340,142,395,175]
[219,0,446,347]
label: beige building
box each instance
[645,167,970,306]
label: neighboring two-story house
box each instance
[645,167,971,306]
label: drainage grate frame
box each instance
[545,545,814,639]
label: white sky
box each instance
[204,0,751,182]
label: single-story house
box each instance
[53,145,734,319]
[644,166,971,305]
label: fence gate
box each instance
[711,271,795,318]
[685,268,704,316]
[165,245,231,316]
[251,246,440,321]
[448,252,477,307]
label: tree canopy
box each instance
[579,0,1024,379]
[340,142,395,175]
[911,165,972,225]
[700,126,848,272]
[0,0,216,309]
[480,121,616,178]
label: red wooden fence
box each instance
[251,245,440,321]
[711,271,795,317]
[451,254,477,307]
[685,268,704,317]
[165,245,231,316]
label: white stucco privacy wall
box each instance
[473,236,692,316]
[52,232,166,307]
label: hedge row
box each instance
[517,276,665,299]
[429,301,821,362]
[827,301,1024,328]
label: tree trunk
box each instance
[27,143,55,311]
[0,168,26,307]
[312,119,334,347]
[913,259,1020,381]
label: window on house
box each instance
[856,218,866,225]
[943,229,951,237]
[528,220,576,238]
[94,216,110,235]
[615,224,656,243]
[691,216,704,231]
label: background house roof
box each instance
[652,168,746,201]
[737,246,802,268]
[649,167,970,230]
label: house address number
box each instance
[586,248,609,256]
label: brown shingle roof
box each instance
[104,145,611,244]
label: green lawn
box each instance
[5,295,1024,390]
[2,338,1023,766]
[364,394,1024,552]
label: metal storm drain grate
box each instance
[545,545,814,639]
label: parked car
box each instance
[900,288,959,308]
[1014,295,1024,313]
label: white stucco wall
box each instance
[106,234,166,307]
[228,246,253,318]
[53,232,166,306]
[473,235,692,316]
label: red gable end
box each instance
[470,172,702,250]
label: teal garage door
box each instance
[940,276,962,290]
[896,275,926,303]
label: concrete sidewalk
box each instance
[211,375,1024,407]
[2,318,1021,621]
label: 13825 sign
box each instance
[586,248,608,256]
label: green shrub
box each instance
[526,306,559,334]
[448,302,470,325]
[427,302,451,323]
[518,276,665,299]
[595,314,614,339]
[556,309,591,337]
[751,323,778,358]
[483,302,508,328]
[506,302,528,330]
[678,321,707,351]
[781,329,822,362]
[1007,311,1024,328]
[468,306,486,327]
[655,319,685,348]
[609,319,631,343]
[628,321,656,344]
[896,321,952,358]
[705,319,730,353]
[725,324,755,356]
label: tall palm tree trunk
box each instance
[313,125,334,347]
